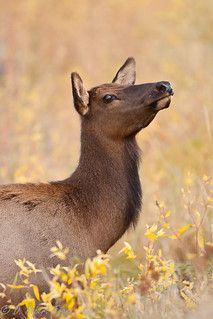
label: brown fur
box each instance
[0,57,173,316]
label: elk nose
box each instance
[156,81,173,95]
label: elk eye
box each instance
[103,94,117,104]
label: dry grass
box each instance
[0,0,212,318]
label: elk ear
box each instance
[112,57,136,85]
[71,72,89,116]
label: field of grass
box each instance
[0,0,212,318]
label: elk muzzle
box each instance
[151,81,174,111]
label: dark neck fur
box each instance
[64,128,142,249]
[123,137,142,228]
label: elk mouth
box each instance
[150,94,173,111]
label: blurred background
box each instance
[0,0,212,255]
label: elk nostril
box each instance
[156,81,172,94]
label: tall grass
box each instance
[0,0,212,317]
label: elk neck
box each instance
[65,123,142,252]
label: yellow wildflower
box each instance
[119,242,136,260]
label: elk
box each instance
[0,57,173,314]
